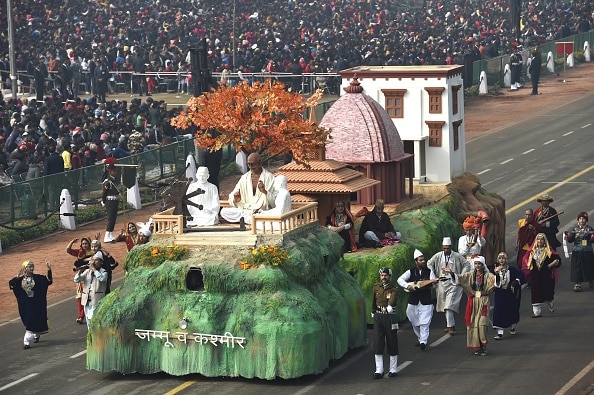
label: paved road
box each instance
[2,93,594,394]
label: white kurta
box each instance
[458,234,487,259]
[397,268,436,344]
[426,251,469,313]
[186,181,220,227]
[220,168,276,224]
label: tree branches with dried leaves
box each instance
[170,80,332,166]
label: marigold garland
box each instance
[238,244,290,270]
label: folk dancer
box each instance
[516,208,540,279]
[458,215,486,262]
[564,212,594,292]
[74,251,108,329]
[397,249,438,350]
[9,260,53,349]
[426,237,469,334]
[371,267,399,378]
[444,255,496,356]
[526,233,560,317]
[491,252,526,339]
[534,194,561,250]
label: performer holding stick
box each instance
[534,195,562,250]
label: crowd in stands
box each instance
[0,0,592,182]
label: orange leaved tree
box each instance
[170,80,332,165]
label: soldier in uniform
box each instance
[371,267,399,378]
[102,157,120,243]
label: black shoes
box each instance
[420,343,427,350]
[388,372,397,377]
[373,372,384,379]
[493,334,503,340]
[24,345,31,350]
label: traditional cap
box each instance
[379,267,392,276]
[91,239,101,247]
[413,249,424,259]
[374,199,384,210]
[578,211,588,221]
[22,260,34,268]
[473,255,486,265]
[536,194,554,203]
[93,251,104,261]
[139,228,152,237]
[105,156,117,169]
[442,237,452,246]
[462,215,476,231]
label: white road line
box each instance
[0,373,39,392]
[398,360,413,371]
[429,334,451,348]
[477,169,491,175]
[581,123,592,128]
[70,350,87,359]
[500,159,513,165]
[522,148,535,154]
[554,359,594,395]
[563,131,574,136]
[543,139,555,145]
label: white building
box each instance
[339,65,466,183]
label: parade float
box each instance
[85,76,505,379]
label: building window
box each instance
[381,89,407,118]
[453,120,463,151]
[452,84,462,115]
[425,87,445,114]
[426,121,445,147]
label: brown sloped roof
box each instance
[277,159,380,194]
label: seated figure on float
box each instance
[185,166,220,227]
[255,175,292,231]
[220,153,276,225]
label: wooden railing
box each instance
[153,207,183,235]
[251,202,319,235]
[151,202,319,236]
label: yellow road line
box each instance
[505,164,594,215]
[163,380,197,395]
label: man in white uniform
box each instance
[186,166,220,227]
[397,249,438,350]
[426,237,469,334]
[458,216,486,262]
[220,153,276,225]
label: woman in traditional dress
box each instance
[326,200,357,253]
[66,237,94,324]
[444,255,495,356]
[491,252,526,339]
[526,233,560,318]
[564,212,594,292]
[115,222,141,251]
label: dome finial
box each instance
[343,74,363,93]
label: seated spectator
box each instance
[326,200,357,253]
[359,199,401,248]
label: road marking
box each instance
[477,169,491,175]
[522,148,535,154]
[554,359,594,395]
[70,350,87,359]
[398,360,413,371]
[562,131,574,136]
[429,334,451,348]
[541,181,586,184]
[0,373,39,392]
[543,139,555,145]
[163,380,197,395]
[581,123,592,128]
[506,164,594,215]
[500,159,513,165]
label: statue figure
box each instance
[186,167,220,227]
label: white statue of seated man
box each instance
[186,166,220,227]
[255,175,292,231]
[220,153,276,225]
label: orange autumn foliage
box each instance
[170,80,332,166]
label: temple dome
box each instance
[320,76,407,163]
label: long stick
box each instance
[537,210,564,225]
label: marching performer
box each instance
[102,157,120,243]
[534,194,562,250]
[371,267,399,378]
[397,249,438,350]
[564,212,594,292]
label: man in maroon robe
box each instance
[516,208,540,277]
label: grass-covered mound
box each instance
[86,225,367,380]
[341,204,460,324]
